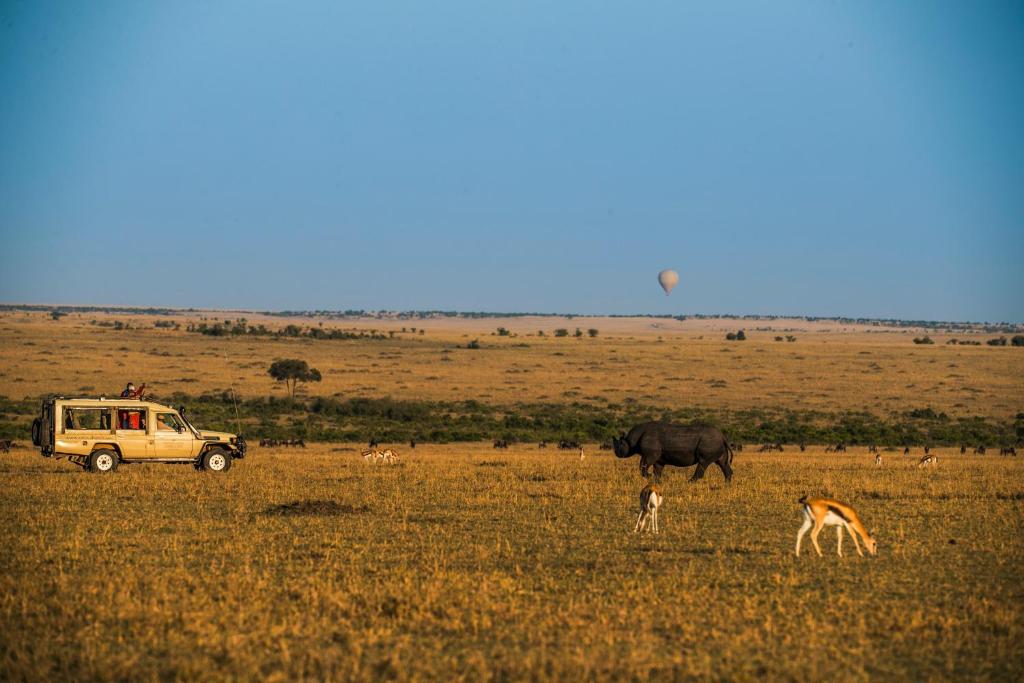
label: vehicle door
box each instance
[115,407,154,458]
[153,412,195,459]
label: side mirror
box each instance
[176,425,185,434]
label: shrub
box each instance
[496,327,510,336]
[786,335,797,342]
[467,339,481,349]
[588,329,599,338]
[725,332,737,341]
[736,330,746,341]
[554,329,569,338]
[1012,335,1024,347]
[987,337,1007,347]
[913,336,934,345]
[774,336,783,342]
[574,328,583,338]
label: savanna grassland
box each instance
[1,309,1023,680]
[2,445,1022,680]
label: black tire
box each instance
[31,418,41,447]
[88,449,118,473]
[201,448,232,473]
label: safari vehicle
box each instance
[31,397,246,473]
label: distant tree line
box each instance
[2,393,1019,446]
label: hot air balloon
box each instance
[657,269,679,296]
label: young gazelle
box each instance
[874,453,882,467]
[918,454,937,468]
[633,484,663,534]
[795,496,877,557]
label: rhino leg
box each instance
[689,461,709,481]
[652,463,665,483]
[716,454,733,481]
[640,451,661,480]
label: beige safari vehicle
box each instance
[31,397,246,473]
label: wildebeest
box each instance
[493,439,510,449]
[538,441,548,449]
[0,439,13,453]
[960,444,967,454]
[613,421,733,483]
[758,443,784,453]
[903,446,911,455]
[410,440,416,449]
[559,440,581,450]
[369,439,379,449]
[868,444,878,454]
[1001,447,1017,457]
[974,446,987,455]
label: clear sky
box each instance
[1,1,1021,321]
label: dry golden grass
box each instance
[1,310,1021,680]
[1,443,1022,680]
[1,311,1020,419]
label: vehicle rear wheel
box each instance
[201,448,232,473]
[88,449,118,473]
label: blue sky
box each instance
[1,1,1021,321]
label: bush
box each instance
[496,327,510,336]
[554,329,569,338]
[1012,335,1024,347]
[588,329,599,338]
[467,339,481,349]
[725,332,736,341]
[786,335,797,342]
[774,336,783,342]
[736,330,746,341]
[913,336,934,345]
[987,337,1007,347]
[574,328,583,338]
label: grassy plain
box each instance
[1,310,1022,680]
[2,444,1022,681]
[0,310,1021,419]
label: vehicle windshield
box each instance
[178,408,201,436]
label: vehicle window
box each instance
[116,409,147,431]
[64,408,111,431]
[156,413,184,432]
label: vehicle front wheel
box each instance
[88,449,118,473]
[201,449,232,473]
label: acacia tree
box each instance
[268,359,322,398]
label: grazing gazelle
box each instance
[795,496,877,557]
[874,453,882,467]
[918,454,937,468]
[633,484,663,534]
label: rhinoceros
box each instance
[613,421,734,482]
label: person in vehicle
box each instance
[120,382,146,399]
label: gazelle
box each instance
[633,484,663,534]
[918,454,937,468]
[874,453,882,467]
[380,448,400,464]
[795,496,877,557]
[579,446,586,461]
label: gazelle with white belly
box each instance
[795,496,877,557]
[633,484,663,534]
